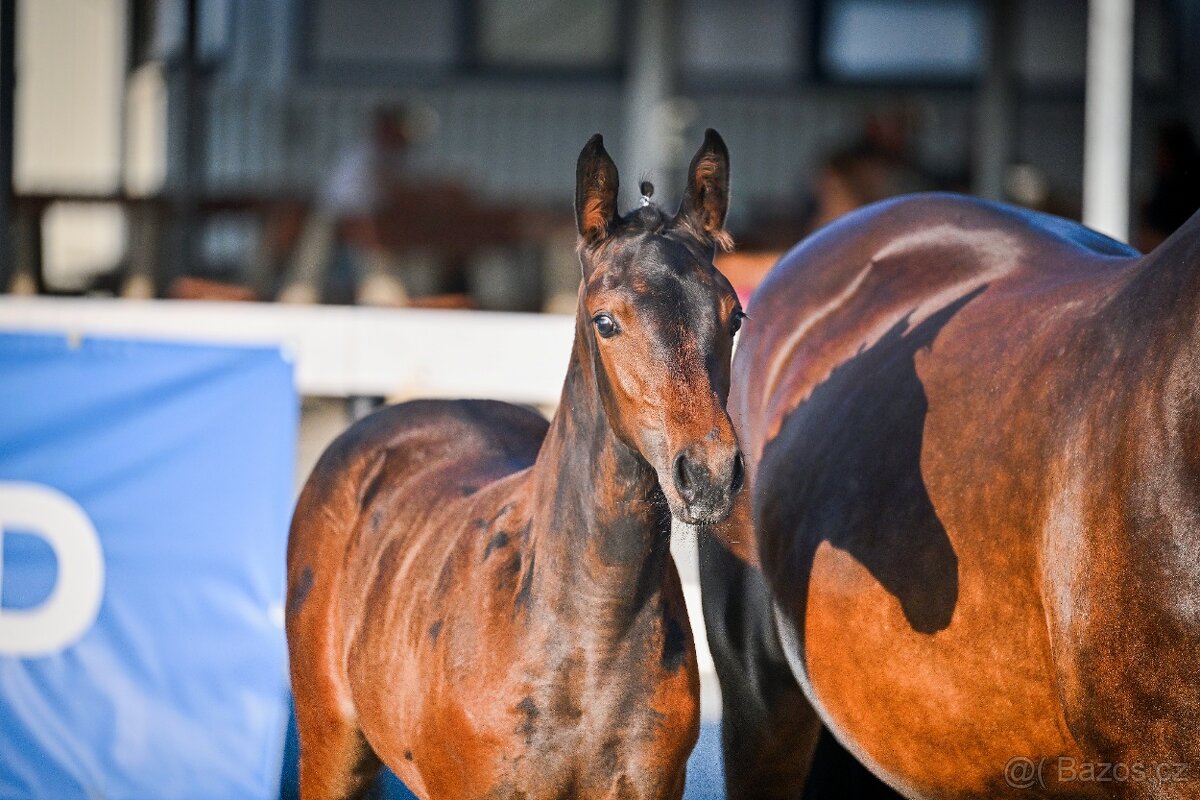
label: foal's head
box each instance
[573,129,744,525]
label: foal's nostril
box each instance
[730,452,745,494]
[673,449,737,508]
[673,452,693,497]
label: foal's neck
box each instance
[526,320,674,630]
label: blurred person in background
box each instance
[807,108,936,232]
[1139,120,1200,252]
[277,105,418,306]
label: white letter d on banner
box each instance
[0,482,105,656]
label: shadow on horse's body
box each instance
[704,193,1200,799]
[288,131,746,799]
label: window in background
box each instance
[819,0,983,82]
[130,0,231,66]
[680,0,804,84]
[197,0,232,62]
[1015,0,1085,88]
[305,0,459,73]
[473,0,621,72]
[1015,0,1178,91]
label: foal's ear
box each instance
[575,134,620,246]
[677,129,733,252]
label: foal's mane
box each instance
[623,204,672,236]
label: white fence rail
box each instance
[0,298,576,403]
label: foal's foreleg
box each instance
[288,574,382,798]
[295,714,381,800]
[290,597,382,800]
[290,624,382,799]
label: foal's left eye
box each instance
[593,313,619,338]
[731,310,748,335]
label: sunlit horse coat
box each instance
[703,194,1200,799]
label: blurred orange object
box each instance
[404,293,475,310]
[715,251,780,306]
[170,276,258,302]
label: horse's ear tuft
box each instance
[677,128,733,252]
[575,134,620,246]
[710,226,734,253]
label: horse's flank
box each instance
[709,193,1200,798]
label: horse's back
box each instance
[306,398,546,500]
[292,398,544,530]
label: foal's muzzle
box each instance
[671,445,744,524]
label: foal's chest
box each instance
[379,643,698,799]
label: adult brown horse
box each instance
[287,130,746,799]
[702,193,1200,799]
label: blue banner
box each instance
[0,332,297,800]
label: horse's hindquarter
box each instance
[738,195,1141,797]
[288,400,549,788]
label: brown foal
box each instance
[703,194,1200,799]
[287,130,745,799]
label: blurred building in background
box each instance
[3,0,1199,309]
[1,7,1199,797]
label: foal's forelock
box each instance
[575,205,678,268]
